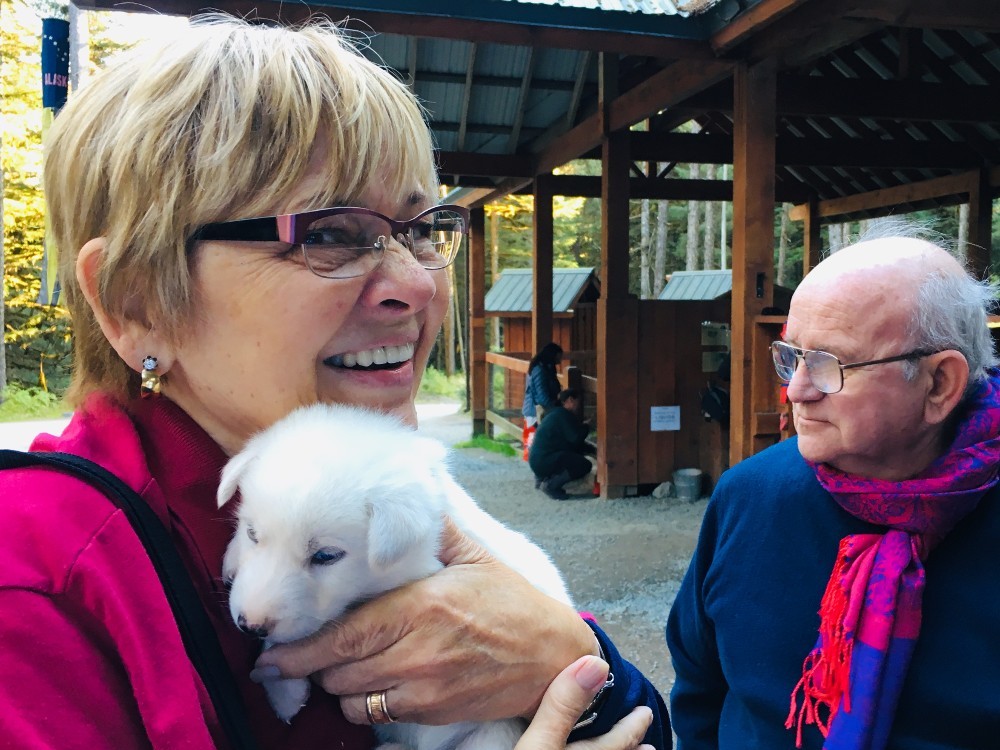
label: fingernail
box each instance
[249,665,282,683]
[574,655,609,692]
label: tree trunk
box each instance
[719,164,728,269]
[777,202,790,286]
[685,164,700,270]
[444,266,456,375]
[68,2,89,92]
[640,198,651,298]
[452,264,466,376]
[654,198,668,297]
[828,223,844,253]
[702,164,716,270]
[958,203,970,263]
[490,209,501,349]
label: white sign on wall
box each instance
[650,405,681,432]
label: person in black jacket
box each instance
[529,388,596,500]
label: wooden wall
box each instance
[632,300,732,490]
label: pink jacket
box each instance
[0,393,374,750]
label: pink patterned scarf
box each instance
[786,372,1000,750]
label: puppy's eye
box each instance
[247,525,258,543]
[310,548,345,566]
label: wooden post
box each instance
[597,128,638,497]
[532,175,554,355]
[802,197,822,278]
[967,166,993,279]
[468,207,487,436]
[730,60,777,466]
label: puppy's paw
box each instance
[264,676,311,723]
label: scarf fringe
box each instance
[786,541,854,747]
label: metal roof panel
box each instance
[485,267,597,312]
[657,270,732,300]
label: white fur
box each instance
[217,403,573,750]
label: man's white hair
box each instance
[852,218,999,401]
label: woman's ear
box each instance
[76,238,175,374]
[923,350,970,426]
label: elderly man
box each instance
[667,234,1000,750]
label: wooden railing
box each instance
[484,351,596,439]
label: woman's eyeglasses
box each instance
[190,204,469,279]
[770,340,938,394]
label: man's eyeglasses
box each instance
[770,340,939,395]
[190,204,470,279]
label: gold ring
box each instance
[366,690,396,724]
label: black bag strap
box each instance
[0,449,258,750]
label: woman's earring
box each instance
[140,355,161,398]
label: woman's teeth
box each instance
[329,343,415,369]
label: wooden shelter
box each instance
[485,267,599,369]
[81,0,1000,496]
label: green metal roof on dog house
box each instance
[658,270,793,307]
[657,270,734,300]
[485,267,598,315]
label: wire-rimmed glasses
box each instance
[190,204,470,279]
[770,340,939,394]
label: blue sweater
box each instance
[666,437,1000,750]
[574,620,672,749]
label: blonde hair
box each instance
[45,15,439,404]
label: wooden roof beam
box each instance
[788,166,1000,221]
[508,48,537,154]
[869,0,1000,33]
[510,174,810,203]
[533,58,734,175]
[436,151,534,179]
[733,0,913,68]
[666,76,1000,123]
[627,131,989,170]
[456,43,477,152]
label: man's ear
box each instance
[76,238,174,375]
[923,350,970,426]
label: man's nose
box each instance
[785,358,822,402]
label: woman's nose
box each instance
[363,235,439,311]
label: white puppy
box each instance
[217,403,573,750]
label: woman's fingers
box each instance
[566,708,654,750]
[515,656,610,750]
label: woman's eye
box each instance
[310,548,346,566]
[303,228,367,248]
[411,221,433,241]
[247,525,258,543]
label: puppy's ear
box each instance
[367,495,441,570]
[217,450,257,509]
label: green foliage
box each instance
[418,366,466,401]
[2,2,143,395]
[2,0,74,393]
[0,382,68,421]
[453,433,517,457]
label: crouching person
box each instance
[530,388,596,500]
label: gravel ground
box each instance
[418,402,708,700]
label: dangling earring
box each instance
[140,355,161,398]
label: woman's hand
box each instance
[253,519,600,725]
[516,656,654,750]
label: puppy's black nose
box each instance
[237,614,270,639]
